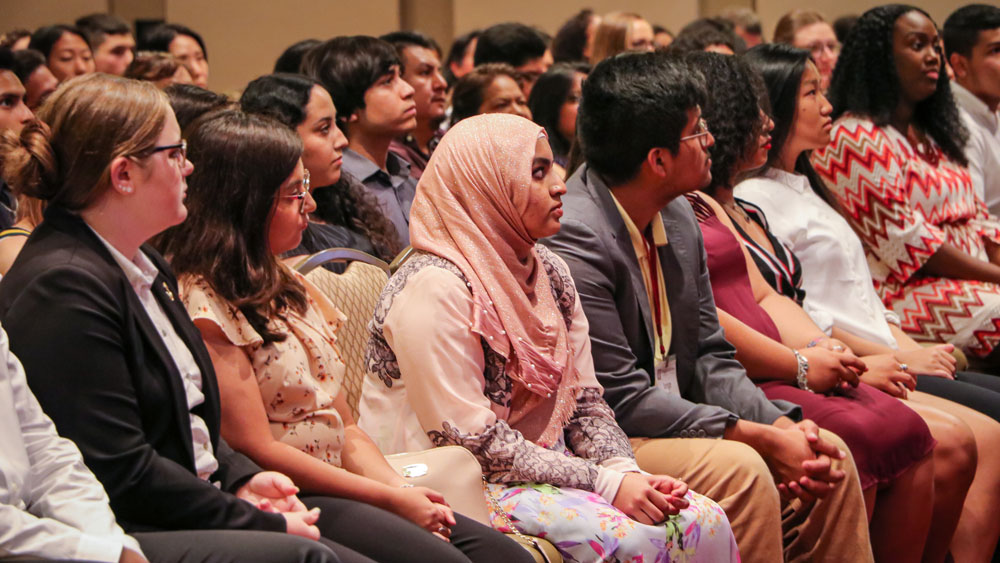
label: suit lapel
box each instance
[149,264,222,443]
[584,168,656,350]
[56,212,199,470]
[659,199,697,369]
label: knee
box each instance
[715,441,780,509]
[930,412,978,485]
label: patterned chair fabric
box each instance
[305,261,388,419]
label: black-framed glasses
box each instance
[680,118,711,148]
[280,169,311,216]
[148,139,187,166]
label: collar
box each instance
[342,148,412,189]
[87,225,158,291]
[953,82,1000,133]
[761,167,811,194]
[609,191,668,257]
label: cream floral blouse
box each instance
[182,271,349,466]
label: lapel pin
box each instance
[162,281,175,301]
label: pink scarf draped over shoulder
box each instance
[409,113,589,446]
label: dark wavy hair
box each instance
[154,110,305,344]
[745,43,833,203]
[164,83,232,133]
[828,4,967,165]
[239,73,402,261]
[668,18,745,55]
[300,36,400,124]
[29,25,90,58]
[273,38,320,74]
[450,63,521,126]
[578,51,706,185]
[551,9,595,63]
[528,62,590,161]
[138,23,207,59]
[685,51,766,194]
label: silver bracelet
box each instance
[793,350,812,392]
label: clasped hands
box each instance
[612,473,690,525]
[768,418,847,503]
[235,471,322,540]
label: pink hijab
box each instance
[409,113,580,445]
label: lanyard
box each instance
[643,232,667,357]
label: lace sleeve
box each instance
[565,388,636,464]
[429,420,599,490]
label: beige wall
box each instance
[0,0,107,31]
[166,0,399,94]
[754,0,1000,40]
[7,0,1000,92]
[452,0,698,37]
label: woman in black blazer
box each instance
[0,73,345,563]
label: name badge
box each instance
[654,354,679,395]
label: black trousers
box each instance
[133,497,533,563]
[303,496,533,563]
[917,370,1000,422]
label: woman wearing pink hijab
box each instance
[359,113,738,562]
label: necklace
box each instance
[721,198,752,225]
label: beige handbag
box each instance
[384,446,560,563]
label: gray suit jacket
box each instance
[543,165,799,439]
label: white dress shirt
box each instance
[92,229,219,480]
[0,324,143,561]
[736,168,899,348]
[953,82,1000,216]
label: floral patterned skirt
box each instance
[486,482,739,563]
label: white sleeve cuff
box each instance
[74,534,125,563]
[594,467,627,504]
[600,455,641,474]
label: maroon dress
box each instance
[686,193,934,489]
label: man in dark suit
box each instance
[542,51,872,562]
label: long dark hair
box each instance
[827,4,967,165]
[745,43,833,203]
[685,51,766,195]
[155,110,306,344]
[239,73,402,261]
[528,62,590,162]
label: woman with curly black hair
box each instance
[811,5,1000,370]
[738,42,1000,563]
[684,51,944,563]
[240,73,402,264]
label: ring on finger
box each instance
[437,526,448,534]
[899,363,908,372]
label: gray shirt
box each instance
[342,148,417,247]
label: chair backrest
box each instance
[293,247,391,276]
[303,259,388,419]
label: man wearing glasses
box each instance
[542,51,872,563]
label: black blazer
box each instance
[0,207,284,533]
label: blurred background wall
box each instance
[2,0,997,92]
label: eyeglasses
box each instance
[148,140,187,166]
[281,169,311,216]
[680,118,712,148]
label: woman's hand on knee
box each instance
[283,508,322,540]
[388,486,455,540]
[612,473,678,525]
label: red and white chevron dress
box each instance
[812,114,1000,359]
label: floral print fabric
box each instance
[182,274,349,466]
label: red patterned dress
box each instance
[812,114,1000,359]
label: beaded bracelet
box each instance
[792,349,812,392]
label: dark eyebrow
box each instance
[532,157,552,167]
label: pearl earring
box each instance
[119,184,133,194]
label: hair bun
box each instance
[0,120,58,200]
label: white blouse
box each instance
[736,168,898,348]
